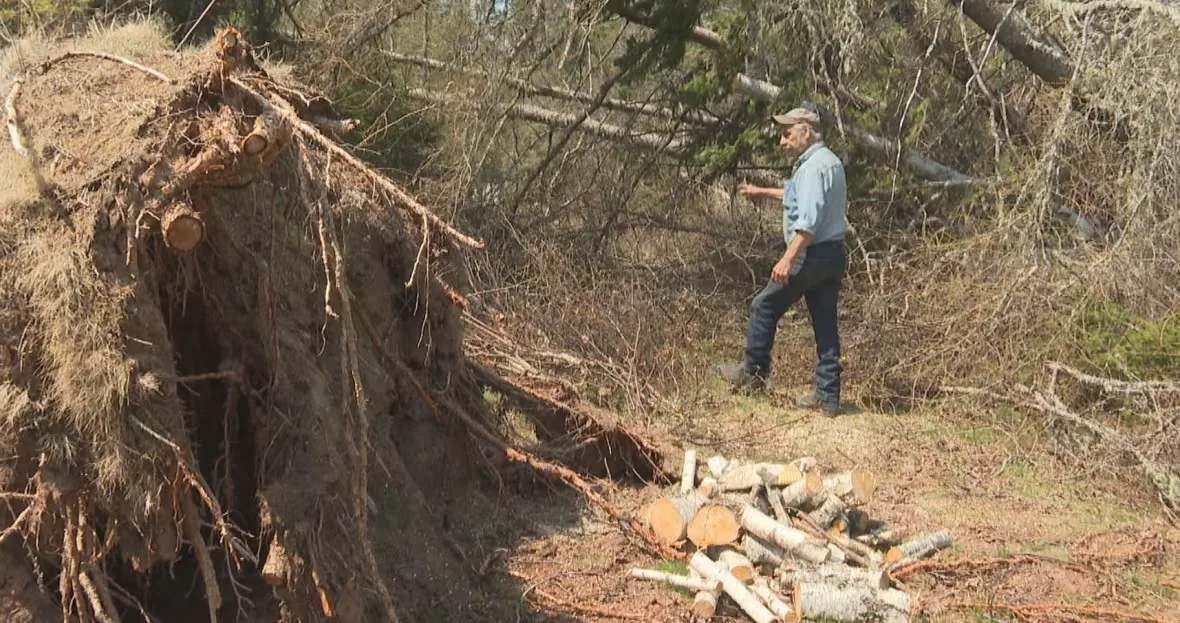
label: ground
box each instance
[490,374,1180,622]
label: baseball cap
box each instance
[771,107,821,128]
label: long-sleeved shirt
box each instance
[782,141,847,273]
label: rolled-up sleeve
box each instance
[792,163,833,236]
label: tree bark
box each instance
[796,582,910,623]
[740,506,829,564]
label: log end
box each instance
[161,204,205,251]
[687,505,740,547]
[648,497,688,545]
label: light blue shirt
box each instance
[783,142,847,273]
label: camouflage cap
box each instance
[771,107,821,128]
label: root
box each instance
[78,572,120,623]
[228,76,485,250]
[5,77,29,157]
[181,491,222,622]
[44,51,174,84]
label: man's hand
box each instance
[772,254,794,284]
[737,183,760,198]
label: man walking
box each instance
[718,107,848,417]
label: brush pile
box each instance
[636,450,954,622]
[0,22,663,623]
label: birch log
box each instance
[751,579,796,622]
[706,455,732,479]
[807,493,847,528]
[689,567,721,619]
[822,469,877,505]
[681,449,697,494]
[718,462,805,491]
[697,477,719,499]
[797,582,910,623]
[780,564,890,590]
[740,507,829,564]
[744,534,787,567]
[648,491,705,544]
[690,551,780,623]
[780,472,826,510]
[687,505,741,547]
[885,529,954,565]
[626,568,721,593]
[717,549,755,583]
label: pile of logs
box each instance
[633,450,954,622]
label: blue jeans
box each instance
[744,240,846,402]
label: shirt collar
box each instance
[795,141,825,165]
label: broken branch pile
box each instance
[635,450,955,622]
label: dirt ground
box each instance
[490,376,1180,622]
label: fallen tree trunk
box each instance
[733,75,974,183]
[386,51,721,126]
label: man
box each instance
[718,107,848,417]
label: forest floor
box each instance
[488,373,1180,622]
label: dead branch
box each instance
[228,78,484,250]
[39,51,174,83]
[1048,361,1180,394]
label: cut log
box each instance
[781,563,890,590]
[689,551,781,623]
[706,455,732,479]
[717,549,755,583]
[885,529,954,564]
[751,579,796,622]
[626,568,721,593]
[680,449,697,495]
[689,566,721,619]
[241,110,286,156]
[796,582,910,623]
[697,477,718,499]
[740,506,829,564]
[686,504,741,547]
[161,203,205,251]
[807,494,847,528]
[856,529,904,549]
[780,471,826,510]
[744,534,787,567]
[719,462,805,491]
[822,469,876,505]
[648,491,705,544]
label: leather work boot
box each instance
[795,393,839,417]
[717,362,767,392]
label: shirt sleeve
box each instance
[791,162,833,236]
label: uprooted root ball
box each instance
[0,22,633,623]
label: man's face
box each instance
[779,122,813,155]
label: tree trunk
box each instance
[648,491,706,544]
